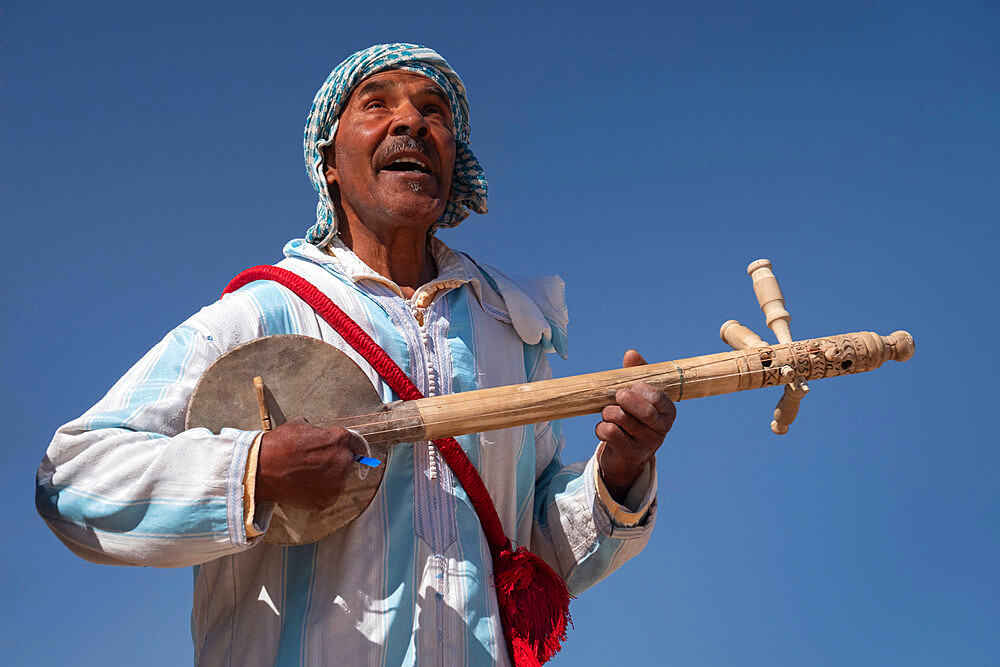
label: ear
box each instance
[322,145,338,186]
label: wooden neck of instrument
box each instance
[338,330,913,447]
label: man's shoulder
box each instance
[185,255,345,348]
[446,247,569,359]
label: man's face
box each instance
[325,70,457,234]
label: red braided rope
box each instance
[222,265,511,557]
[224,265,573,665]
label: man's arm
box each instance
[526,347,674,595]
[36,302,270,568]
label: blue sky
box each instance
[3,1,998,664]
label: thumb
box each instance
[622,349,648,368]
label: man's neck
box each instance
[338,221,437,297]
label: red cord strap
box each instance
[223,265,572,666]
[222,266,510,556]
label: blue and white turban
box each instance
[304,43,489,246]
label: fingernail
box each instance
[355,455,381,467]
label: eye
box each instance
[424,104,453,126]
[364,99,387,111]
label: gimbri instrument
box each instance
[186,259,914,546]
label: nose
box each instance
[389,102,429,138]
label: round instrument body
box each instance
[186,335,388,546]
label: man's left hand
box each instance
[595,349,676,503]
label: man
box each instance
[37,44,675,665]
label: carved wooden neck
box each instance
[333,330,914,446]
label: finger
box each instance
[614,387,674,432]
[334,427,369,458]
[595,420,641,452]
[601,404,653,441]
[595,420,618,443]
[622,349,648,368]
[626,382,677,420]
[599,403,665,446]
[629,382,677,432]
[596,420,656,460]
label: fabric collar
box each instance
[283,237,474,307]
[282,238,569,358]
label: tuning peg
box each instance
[720,319,767,351]
[746,259,809,435]
[771,381,810,434]
[747,259,792,344]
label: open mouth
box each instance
[381,157,432,174]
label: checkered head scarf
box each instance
[303,43,489,246]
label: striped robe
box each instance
[37,238,657,666]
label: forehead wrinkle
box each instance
[421,84,449,105]
[351,75,450,106]
[352,78,394,100]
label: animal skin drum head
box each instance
[187,335,388,545]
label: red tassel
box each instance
[494,546,573,666]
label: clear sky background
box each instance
[3,1,998,665]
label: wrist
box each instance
[254,432,279,503]
[597,443,646,503]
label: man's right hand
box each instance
[255,417,368,511]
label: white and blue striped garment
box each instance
[37,238,657,666]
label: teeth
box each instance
[392,157,428,169]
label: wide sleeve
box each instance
[524,346,658,596]
[35,303,267,568]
